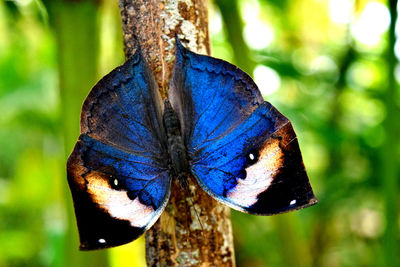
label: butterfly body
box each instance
[67,38,317,250]
[163,99,190,188]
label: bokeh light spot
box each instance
[243,22,274,50]
[351,1,390,46]
[253,65,281,96]
[329,0,353,24]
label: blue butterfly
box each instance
[67,38,317,250]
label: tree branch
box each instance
[118,0,235,266]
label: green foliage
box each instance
[0,0,398,266]
[211,0,399,266]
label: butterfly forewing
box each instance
[170,40,317,215]
[67,49,171,250]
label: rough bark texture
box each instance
[119,0,211,98]
[118,0,235,266]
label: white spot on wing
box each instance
[249,153,255,160]
[113,178,118,186]
[227,140,283,207]
[290,199,297,205]
[98,238,106,244]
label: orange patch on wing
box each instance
[227,138,284,207]
[67,145,88,191]
[247,138,284,178]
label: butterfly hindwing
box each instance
[170,40,317,215]
[67,48,170,250]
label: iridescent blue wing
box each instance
[169,40,317,215]
[67,49,170,250]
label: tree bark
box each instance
[118,0,235,266]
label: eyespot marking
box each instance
[247,152,258,164]
[108,175,121,190]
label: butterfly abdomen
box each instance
[163,99,189,187]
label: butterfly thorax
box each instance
[163,99,189,188]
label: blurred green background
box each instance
[0,0,399,266]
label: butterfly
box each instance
[67,37,317,250]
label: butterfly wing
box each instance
[169,40,317,215]
[67,49,170,250]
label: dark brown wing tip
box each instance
[67,139,87,192]
[66,138,147,250]
[246,104,318,215]
[78,224,145,251]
